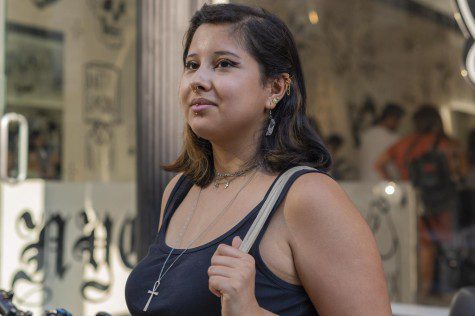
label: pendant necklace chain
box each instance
[214,164,258,189]
[143,169,258,311]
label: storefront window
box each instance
[1,1,138,314]
[5,0,137,182]
[234,0,475,308]
[2,0,475,313]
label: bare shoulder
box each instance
[282,172,391,315]
[158,173,184,231]
[284,172,357,223]
[283,171,372,248]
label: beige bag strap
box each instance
[239,166,316,253]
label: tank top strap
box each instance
[250,168,331,250]
[160,174,195,234]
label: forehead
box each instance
[188,23,247,56]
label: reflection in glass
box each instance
[5,0,137,182]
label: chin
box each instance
[189,121,217,141]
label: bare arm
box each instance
[375,151,393,180]
[446,140,469,181]
[284,173,392,316]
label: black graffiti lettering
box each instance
[119,216,137,269]
[47,214,69,278]
[365,196,401,300]
[104,214,113,265]
[80,280,110,303]
[73,210,113,301]
[19,213,69,279]
[16,210,37,233]
[12,211,69,305]
[12,209,137,303]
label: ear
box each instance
[265,73,291,110]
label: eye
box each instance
[184,61,199,70]
[215,59,236,69]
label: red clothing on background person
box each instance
[385,133,454,181]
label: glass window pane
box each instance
[5,0,137,182]
[233,0,475,308]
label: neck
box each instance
[212,141,258,173]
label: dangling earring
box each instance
[266,98,279,136]
[266,110,276,136]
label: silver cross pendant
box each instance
[143,281,160,311]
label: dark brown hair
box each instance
[412,104,445,136]
[164,3,331,186]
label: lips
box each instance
[190,98,217,107]
[190,98,217,113]
[191,104,215,112]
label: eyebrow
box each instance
[186,51,241,59]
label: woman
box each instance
[125,3,390,315]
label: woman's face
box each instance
[179,23,271,143]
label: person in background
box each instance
[358,102,405,181]
[28,130,58,179]
[47,122,62,178]
[376,105,466,183]
[376,104,467,297]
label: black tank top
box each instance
[125,169,322,315]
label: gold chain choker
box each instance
[214,165,257,189]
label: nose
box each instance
[191,82,205,94]
[189,68,212,94]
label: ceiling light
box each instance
[308,10,319,24]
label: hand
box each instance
[208,236,261,316]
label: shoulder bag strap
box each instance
[430,133,444,153]
[239,165,316,253]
